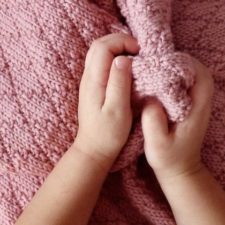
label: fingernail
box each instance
[115,56,131,70]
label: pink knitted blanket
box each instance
[0,0,225,224]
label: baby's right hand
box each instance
[141,58,214,179]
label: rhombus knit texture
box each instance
[0,0,225,224]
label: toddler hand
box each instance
[142,58,214,179]
[74,34,139,169]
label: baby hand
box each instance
[141,58,214,179]
[74,34,139,170]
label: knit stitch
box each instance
[0,0,225,224]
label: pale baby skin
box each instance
[15,33,225,225]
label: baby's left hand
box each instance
[74,34,139,170]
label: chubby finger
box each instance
[81,34,139,108]
[190,57,214,117]
[85,33,139,69]
[178,57,214,131]
[103,56,132,109]
[141,99,169,146]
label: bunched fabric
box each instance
[0,0,225,224]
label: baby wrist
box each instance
[71,138,116,172]
[153,160,204,184]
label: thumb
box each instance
[104,56,132,109]
[141,99,169,146]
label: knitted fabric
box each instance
[0,0,225,224]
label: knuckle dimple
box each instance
[103,105,121,120]
[106,107,118,117]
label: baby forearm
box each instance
[15,142,112,225]
[156,164,225,225]
[15,33,138,225]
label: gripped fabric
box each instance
[0,0,225,224]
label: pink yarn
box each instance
[0,0,225,224]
